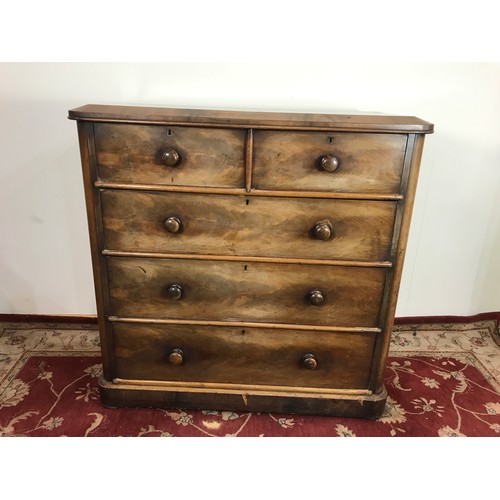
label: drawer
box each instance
[253,130,407,193]
[112,323,376,390]
[94,123,245,188]
[101,190,397,262]
[107,257,386,327]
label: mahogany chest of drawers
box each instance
[69,104,433,418]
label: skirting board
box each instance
[0,314,98,324]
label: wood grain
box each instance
[98,376,387,418]
[76,122,116,380]
[108,316,381,334]
[103,251,392,268]
[112,322,376,389]
[94,123,245,188]
[70,104,432,418]
[253,130,407,193]
[372,134,427,392]
[112,378,372,396]
[101,190,397,262]
[69,104,434,134]
[106,257,386,327]
[245,129,253,192]
[95,181,404,200]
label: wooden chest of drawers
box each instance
[69,105,433,418]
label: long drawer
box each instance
[112,322,376,389]
[101,190,397,262]
[106,257,386,327]
[94,123,245,188]
[253,130,407,193]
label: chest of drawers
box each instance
[69,105,433,418]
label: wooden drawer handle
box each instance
[319,154,339,172]
[168,348,184,365]
[307,290,324,306]
[312,220,334,241]
[167,283,184,300]
[161,148,181,167]
[302,353,318,370]
[164,216,182,234]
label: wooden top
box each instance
[68,104,434,133]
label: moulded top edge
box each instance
[68,104,434,133]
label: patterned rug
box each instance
[1,320,499,437]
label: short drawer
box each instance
[112,322,376,390]
[101,190,397,262]
[253,130,407,193]
[107,257,386,327]
[94,123,245,188]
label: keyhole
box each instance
[328,136,334,143]
[243,264,248,271]
[167,129,172,136]
[246,199,250,205]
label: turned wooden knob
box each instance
[319,154,339,172]
[167,284,183,300]
[302,353,318,370]
[168,349,184,365]
[307,290,324,306]
[164,216,182,234]
[161,149,181,167]
[313,220,333,241]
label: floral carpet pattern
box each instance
[1,320,499,437]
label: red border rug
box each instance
[1,353,499,436]
[1,320,499,436]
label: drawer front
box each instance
[94,123,245,188]
[107,257,386,327]
[101,190,397,262]
[112,323,376,389]
[253,131,407,193]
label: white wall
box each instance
[1,62,499,317]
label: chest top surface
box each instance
[68,104,434,133]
